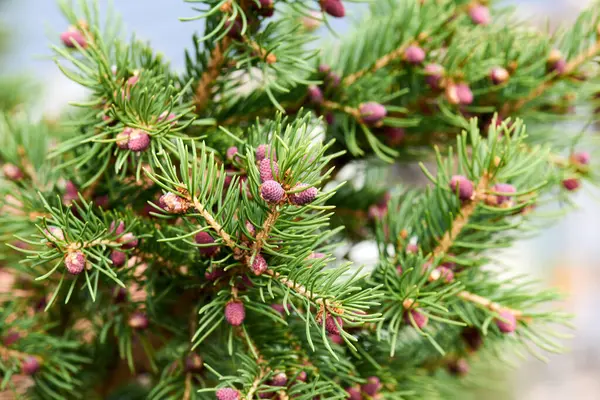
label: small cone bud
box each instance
[260,180,285,203]
[404,45,426,65]
[489,183,516,206]
[301,11,322,32]
[65,251,86,275]
[3,163,24,181]
[307,85,323,105]
[185,352,204,373]
[361,376,382,397]
[562,178,580,191]
[271,372,287,387]
[323,314,343,335]
[449,175,474,201]
[319,0,345,18]
[570,151,590,166]
[129,312,149,330]
[290,183,318,205]
[120,233,139,249]
[448,358,470,376]
[490,67,509,84]
[346,386,361,400]
[430,266,454,283]
[159,192,190,214]
[384,127,405,146]
[296,371,307,382]
[495,310,517,333]
[44,226,65,246]
[225,301,245,326]
[3,330,20,346]
[359,102,387,125]
[127,129,150,151]
[329,334,343,345]
[216,388,240,400]
[195,232,220,257]
[21,357,40,375]
[110,221,126,236]
[424,63,444,90]
[255,144,275,162]
[226,146,238,161]
[158,111,177,125]
[259,158,280,183]
[271,303,286,316]
[469,5,490,25]
[251,254,268,276]
[60,28,87,48]
[110,250,126,268]
[404,309,428,329]
[116,128,131,149]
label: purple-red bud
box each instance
[60,28,87,48]
[116,128,131,149]
[319,0,345,18]
[195,232,220,257]
[159,192,190,214]
[120,233,139,249]
[384,127,405,146]
[260,180,285,203]
[128,312,149,330]
[404,45,426,65]
[449,175,474,201]
[259,158,280,183]
[2,164,24,181]
[424,63,444,90]
[495,310,517,333]
[290,183,318,205]
[359,102,387,125]
[361,376,382,397]
[225,301,245,326]
[127,129,150,152]
[110,250,126,268]
[251,254,268,276]
[562,178,580,191]
[65,251,86,275]
[404,309,428,329]
[346,386,361,400]
[469,5,490,25]
[307,85,324,105]
[216,388,240,400]
[490,67,509,85]
[21,356,40,375]
[185,352,204,373]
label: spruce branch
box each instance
[431,173,490,257]
[456,290,524,318]
[343,42,412,86]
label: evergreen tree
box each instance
[0,0,596,398]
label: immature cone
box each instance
[3,163,24,181]
[255,0,274,17]
[65,251,86,275]
[159,192,190,214]
[562,178,580,191]
[404,45,426,65]
[110,220,126,236]
[226,146,238,161]
[255,144,275,162]
[329,334,343,345]
[490,183,516,205]
[3,330,20,346]
[319,0,345,18]
[128,311,149,330]
[205,267,225,281]
[361,376,382,397]
[225,301,245,326]
[63,180,79,205]
[260,180,285,203]
[296,370,307,382]
[116,128,131,149]
[128,129,151,151]
[384,127,405,146]
[404,309,428,329]
[158,111,177,125]
[431,266,454,283]
[60,28,87,48]
[21,357,40,376]
[251,254,268,276]
[570,151,590,166]
[396,264,403,275]
[495,310,517,333]
[424,63,444,90]
[271,303,286,316]
[259,158,280,182]
[216,388,240,400]
[195,232,220,257]
[307,85,324,105]
[290,183,318,205]
[301,11,322,32]
[185,352,204,373]
[547,50,567,75]
[110,250,126,268]
[359,102,387,125]
[461,327,483,351]
[469,4,490,25]
[449,175,474,201]
[490,67,509,84]
[346,386,362,400]
[120,233,139,249]
[271,372,287,387]
[448,358,470,376]
[44,226,65,246]
[324,314,343,335]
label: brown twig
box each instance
[194,37,233,113]
[321,100,361,120]
[456,290,524,318]
[431,173,490,257]
[505,38,600,114]
[343,42,412,86]
[192,197,241,256]
[0,346,31,361]
[249,209,280,257]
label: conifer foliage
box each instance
[1,0,598,398]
